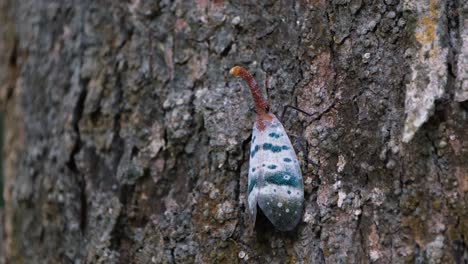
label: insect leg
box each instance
[280,101,335,123]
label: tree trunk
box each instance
[0,0,467,263]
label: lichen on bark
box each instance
[0,0,467,263]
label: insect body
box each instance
[230,66,304,231]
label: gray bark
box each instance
[0,0,467,263]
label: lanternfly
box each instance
[230,66,304,231]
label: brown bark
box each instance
[0,0,467,263]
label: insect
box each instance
[230,66,304,231]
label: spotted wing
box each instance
[247,115,304,231]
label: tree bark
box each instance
[0,0,467,263]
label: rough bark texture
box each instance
[0,0,467,263]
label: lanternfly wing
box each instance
[247,115,304,231]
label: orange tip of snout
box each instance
[229,66,242,76]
